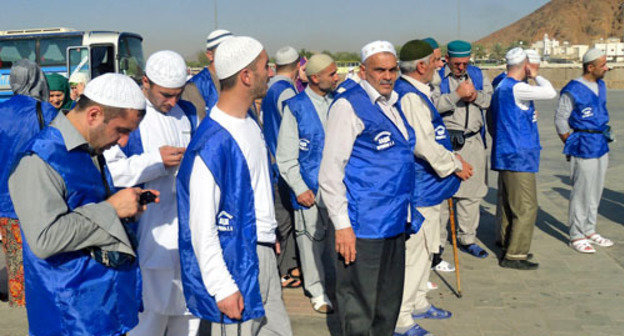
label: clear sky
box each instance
[1,0,550,60]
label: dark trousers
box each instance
[335,233,406,336]
[275,178,298,276]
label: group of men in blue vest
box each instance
[0,24,616,336]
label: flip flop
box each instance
[459,243,489,258]
[412,305,452,319]
[281,275,302,288]
[288,267,301,279]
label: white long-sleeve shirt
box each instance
[511,75,557,109]
[103,99,192,315]
[318,80,409,231]
[189,106,277,301]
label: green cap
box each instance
[423,37,439,50]
[447,40,471,57]
[399,40,434,62]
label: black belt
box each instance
[257,242,275,248]
[573,129,602,134]
[464,131,480,138]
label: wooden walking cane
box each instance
[447,198,462,298]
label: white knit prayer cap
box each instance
[83,73,145,110]
[206,29,233,50]
[69,72,88,84]
[505,47,526,66]
[582,48,605,64]
[274,46,299,65]
[145,50,188,89]
[361,40,396,63]
[524,49,541,64]
[215,36,264,80]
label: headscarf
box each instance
[296,56,308,92]
[9,59,49,101]
[45,73,73,110]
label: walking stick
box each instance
[447,198,462,298]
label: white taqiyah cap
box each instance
[524,49,541,64]
[83,73,146,110]
[274,46,299,65]
[361,40,396,62]
[206,29,233,50]
[505,47,526,66]
[582,48,605,64]
[145,50,188,89]
[215,36,264,79]
[69,72,88,84]
[305,54,335,76]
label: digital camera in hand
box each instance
[139,191,157,205]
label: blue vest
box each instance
[490,77,541,172]
[121,100,198,158]
[491,71,507,89]
[560,79,610,158]
[439,65,487,145]
[20,126,141,336]
[188,68,219,111]
[0,95,57,218]
[394,78,461,207]
[283,92,325,210]
[334,78,359,97]
[261,80,295,159]
[177,117,264,323]
[340,85,422,238]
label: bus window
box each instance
[40,36,82,68]
[118,36,145,82]
[91,45,115,78]
[0,39,36,69]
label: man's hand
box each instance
[296,190,315,207]
[526,65,538,79]
[454,154,474,181]
[558,132,570,144]
[160,146,186,168]
[275,241,281,255]
[107,188,142,218]
[335,227,356,265]
[217,291,244,320]
[456,81,475,101]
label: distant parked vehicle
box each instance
[0,27,145,102]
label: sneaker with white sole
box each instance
[311,295,334,314]
[586,233,614,247]
[432,260,455,272]
[570,239,596,254]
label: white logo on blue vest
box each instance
[299,138,311,151]
[217,211,234,231]
[374,131,395,151]
[434,125,447,140]
[532,111,538,123]
[581,107,593,118]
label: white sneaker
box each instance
[311,295,334,314]
[432,260,455,272]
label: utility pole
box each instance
[214,0,218,29]
[457,0,461,38]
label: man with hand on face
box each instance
[432,40,493,266]
[9,73,154,336]
[319,40,423,336]
[177,36,292,336]
[104,50,199,336]
[490,48,556,270]
[393,40,474,336]
[276,54,340,314]
[555,48,614,254]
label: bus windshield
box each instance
[0,39,36,69]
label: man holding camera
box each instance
[9,73,151,336]
[432,40,493,262]
[104,50,199,335]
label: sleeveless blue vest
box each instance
[0,95,57,218]
[560,79,609,159]
[334,78,359,97]
[177,117,264,323]
[283,92,325,210]
[121,99,198,158]
[439,65,487,144]
[340,85,422,238]
[490,77,541,172]
[20,126,141,336]
[491,71,507,89]
[188,68,219,111]
[394,78,461,207]
[261,80,295,158]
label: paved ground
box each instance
[2,92,624,335]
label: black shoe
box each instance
[526,253,534,261]
[499,259,539,270]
